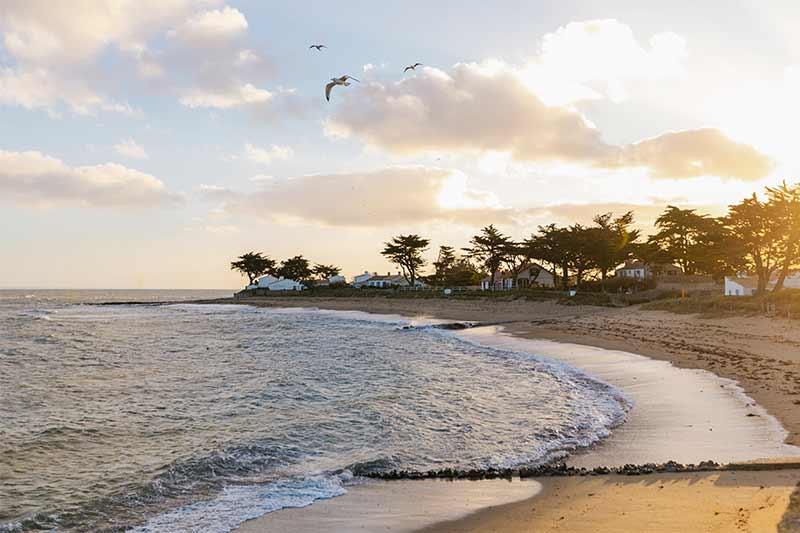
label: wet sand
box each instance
[224,296,800,532]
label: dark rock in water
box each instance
[361,459,731,481]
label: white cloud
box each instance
[169,6,248,44]
[0,67,137,116]
[244,143,293,164]
[179,83,272,108]
[201,166,516,227]
[327,61,771,181]
[0,149,181,208]
[522,19,687,105]
[114,138,149,159]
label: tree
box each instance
[313,263,341,279]
[649,206,717,274]
[230,252,276,285]
[463,225,512,290]
[381,234,430,287]
[501,241,527,288]
[586,212,639,291]
[725,194,783,295]
[765,181,800,292]
[524,224,567,289]
[277,255,313,284]
[432,245,458,286]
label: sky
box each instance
[1,0,799,289]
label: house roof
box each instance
[480,262,553,282]
[618,261,647,270]
[368,274,404,281]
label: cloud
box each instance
[610,128,773,181]
[114,138,149,159]
[524,19,687,105]
[0,149,181,208]
[201,166,519,227]
[179,83,272,109]
[169,6,247,44]
[0,66,137,116]
[327,61,771,181]
[0,1,276,115]
[244,143,293,164]
[325,61,613,163]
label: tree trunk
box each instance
[773,260,790,292]
[601,270,607,292]
[490,269,498,291]
[561,263,569,291]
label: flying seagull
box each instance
[404,63,423,72]
[325,75,359,101]
[309,44,326,51]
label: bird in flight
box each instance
[404,63,423,72]
[309,44,326,51]
[325,75,359,101]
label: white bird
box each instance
[309,44,326,51]
[404,62,422,72]
[325,75,360,101]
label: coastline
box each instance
[222,297,800,532]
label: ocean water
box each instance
[0,290,630,532]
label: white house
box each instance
[615,260,648,279]
[328,274,347,285]
[724,276,759,296]
[265,278,305,291]
[366,273,426,288]
[256,275,279,288]
[353,271,377,288]
[615,260,682,279]
[480,263,556,290]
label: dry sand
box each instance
[225,296,800,532]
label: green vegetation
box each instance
[380,234,430,287]
[230,252,276,285]
[643,289,800,319]
[232,180,800,301]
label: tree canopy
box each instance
[463,225,512,289]
[230,252,276,284]
[277,255,313,284]
[381,234,430,286]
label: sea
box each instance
[0,290,631,532]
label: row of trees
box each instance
[233,181,800,297]
[378,181,800,296]
[230,252,340,286]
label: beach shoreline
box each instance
[219,296,800,532]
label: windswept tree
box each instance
[381,234,430,287]
[586,211,639,291]
[765,181,800,291]
[463,225,512,290]
[313,263,341,279]
[432,245,458,286]
[649,206,717,274]
[726,194,784,295]
[230,252,276,285]
[501,241,527,288]
[525,224,573,290]
[277,255,313,284]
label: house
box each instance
[480,263,556,290]
[352,271,377,288]
[615,260,648,279]
[724,276,759,296]
[256,275,279,287]
[366,273,426,288]
[265,278,305,291]
[615,260,682,279]
[313,274,348,287]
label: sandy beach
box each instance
[225,296,800,532]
